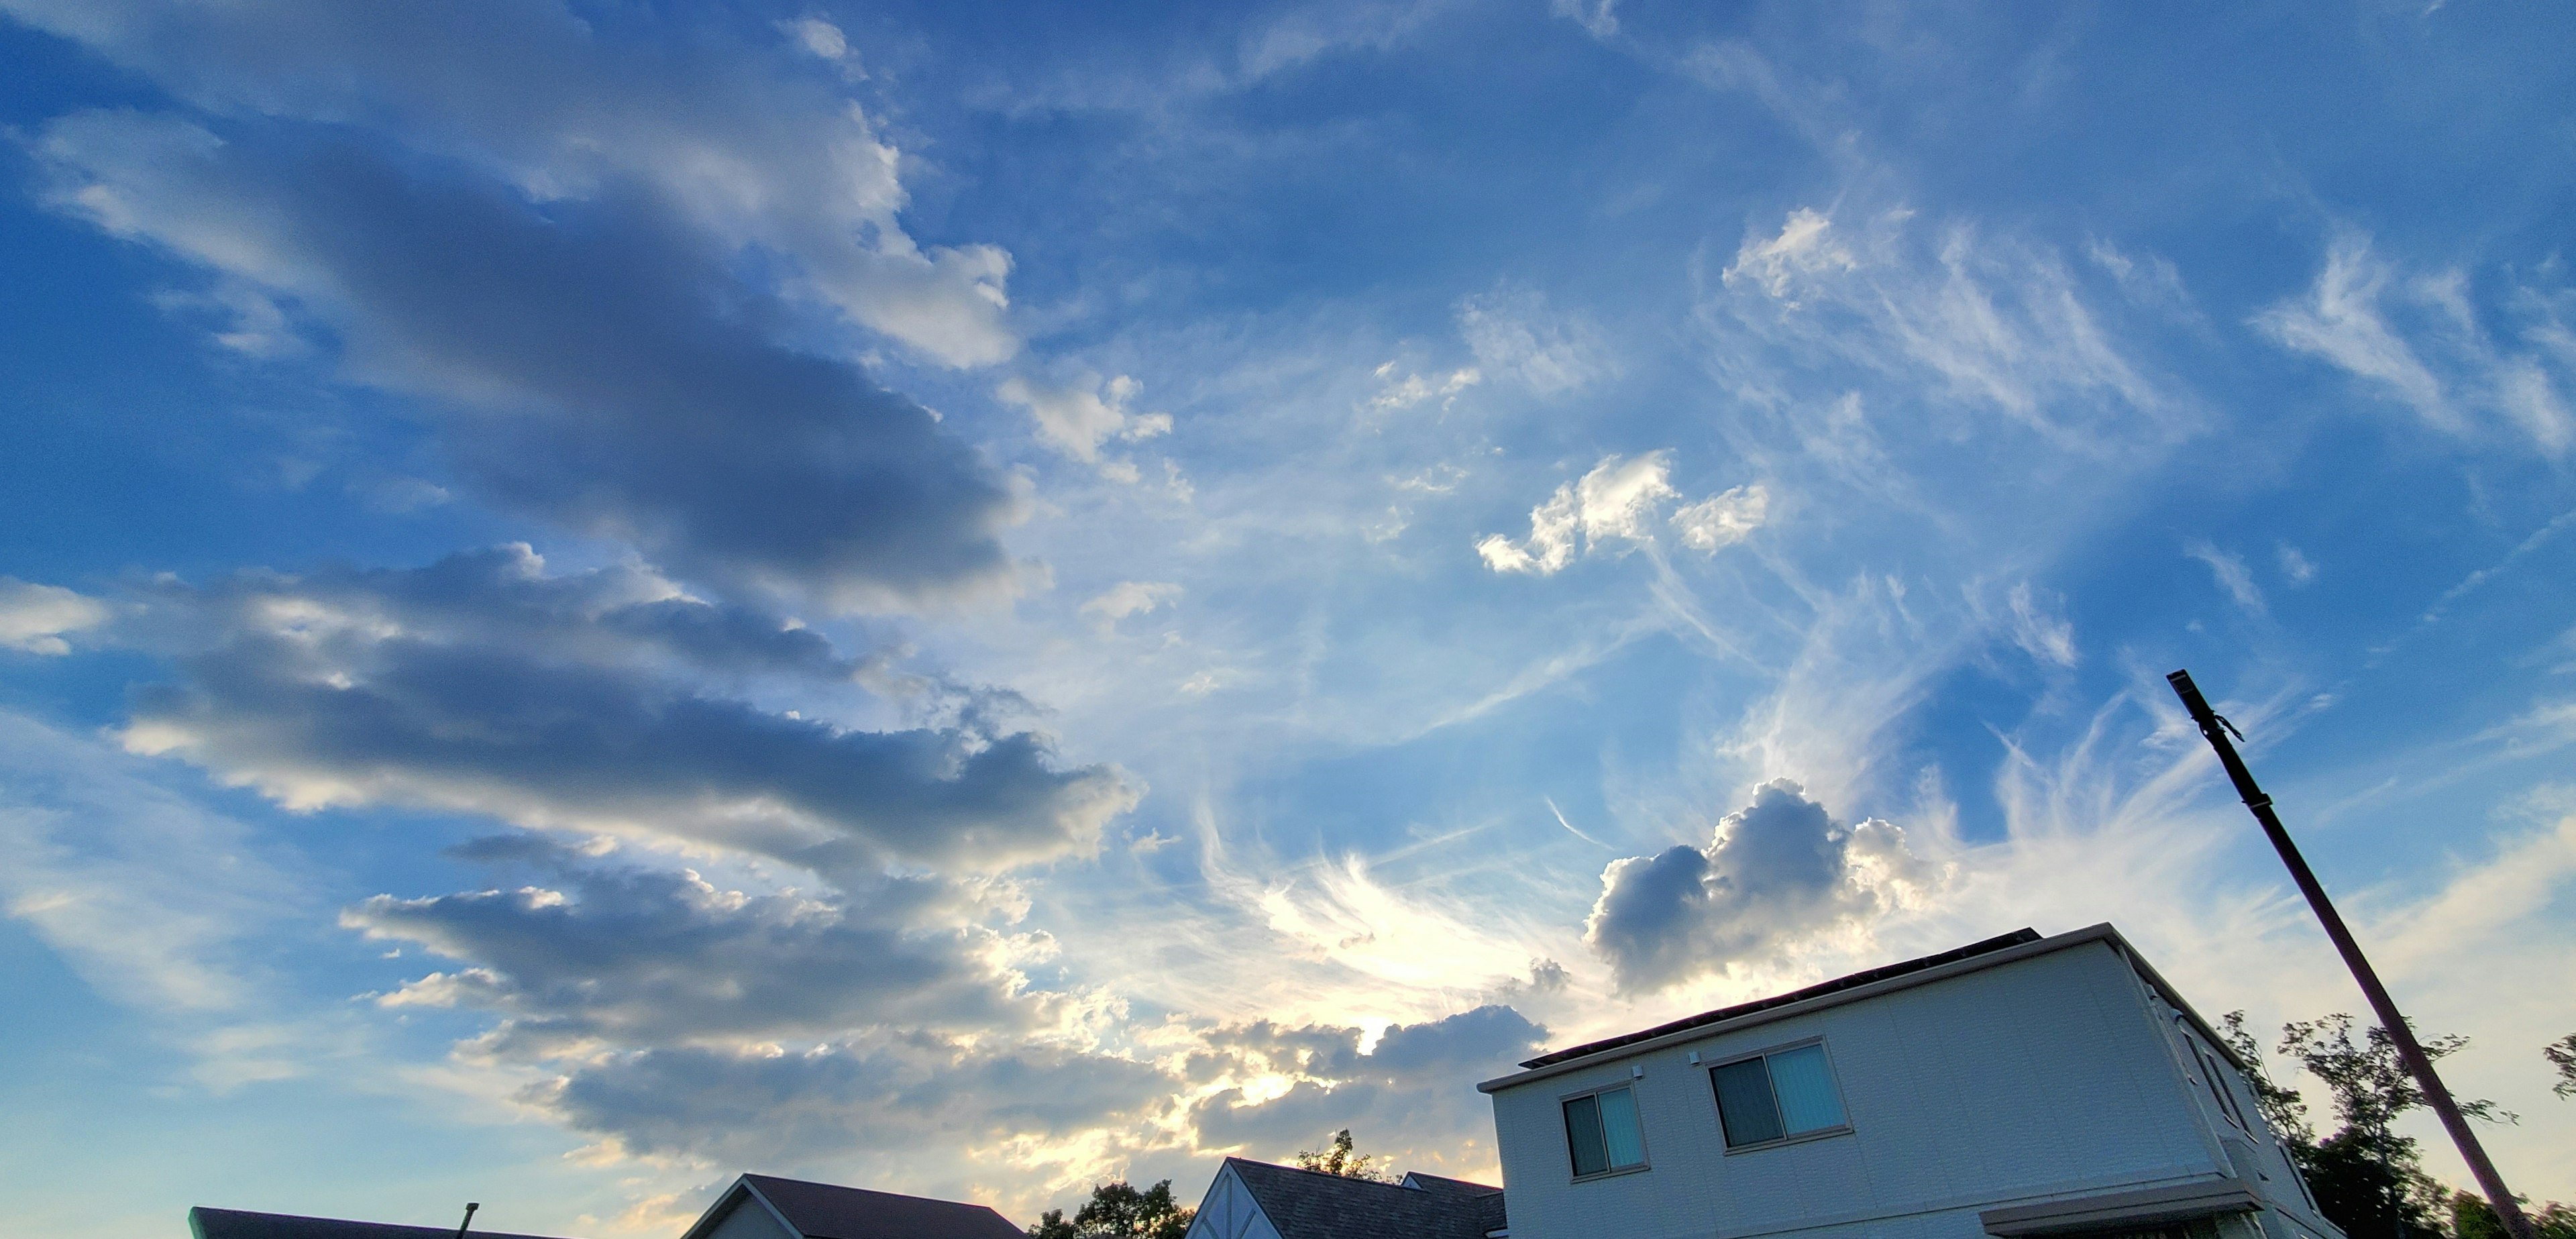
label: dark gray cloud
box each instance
[5,0,1018,366]
[536,1038,1173,1165]
[35,110,1023,610]
[346,850,1039,1054]
[124,551,1136,873]
[1189,1006,1546,1161]
[1585,779,1931,993]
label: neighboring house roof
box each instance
[1485,922,2244,1090]
[680,1174,1025,1239]
[1394,1173,1505,1237]
[1220,1159,1501,1239]
[189,1207,577,1239]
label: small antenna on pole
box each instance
[2167,669,2535,1239]
[454,1203,480,1239]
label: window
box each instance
[1709,1042,1847,1150]
[1562,1085,1646,1177]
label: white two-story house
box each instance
[1479,924,2339,1239]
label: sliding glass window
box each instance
[1709,1042,1848,1150]
[1562,1085,1648,1178]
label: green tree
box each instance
[1294,1129,1388,1181]
[2454,1192,2576,1239]
[2546,1033,2576,1101]
[1026,1180,1193,1239]
[2222,1012,2510,1239]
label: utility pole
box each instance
[2167,669,2534,1239]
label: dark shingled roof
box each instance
[733,1175,1024,1239]
[189,1207,578,1239]
[1396,1173,1505,1236]
[1520,927,2044,1069]
[1226,1159,1499,1239]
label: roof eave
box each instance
[1477,923,2132,1092]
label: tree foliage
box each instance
[2222,1011,2525,1239]
[2547,1033,2576,1101]
[2454,1193,2576,1239]
[1294,1129,1388,1181]
[1027,1180,1193,1239]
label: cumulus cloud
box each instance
[2254,229,2574,455]
[1455,286,1610,395]
[0,578,109,655]
[4,0,1014,367]
[35,112,1027,610]
[996,372,1172,468]
[1477,452,1767,574]
[116,549,1137,875]
[1585,780,1936,993]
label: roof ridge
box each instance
[1226,1157,1436,1193]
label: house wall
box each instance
[1488,941,2329,1239]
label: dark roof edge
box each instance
[676,1177,785,1239]
[1511,927,2044,1072]
[1221,1156,1447,1195]
[1480,923,2155,1091]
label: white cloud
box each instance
[1549,0,1621,39]
[1670,484,1769,551]
[1722,207,1858,303]
[1479,453,1767,574]
[0,578,109,655]
[1081,582,1183,625]
[1455,286,1609,394]
[1704,206,2182,454]
[2255,229,2574,455]
[1364,360,1481,413]
[2186,541,2267,617]
[2004,582,2078,668]
[2254,232,2457,433]
[2277,543,2318,586]
[998,372,1172,468]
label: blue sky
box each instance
[3,1,2573,1234]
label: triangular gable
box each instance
[678,1179,801,1239]
[1182,1163,1283,1239]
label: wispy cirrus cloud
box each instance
[2255,229,2575,455]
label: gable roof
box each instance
[189,1206,577,1239]
[683,1175,1024,1239]
[1223,1159,1499,1239]
[1483,922,2246,1091]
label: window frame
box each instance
[1705,1036,1855,1155]
[1556,1080,1652,1181]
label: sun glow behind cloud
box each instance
[1,1,2573,1234]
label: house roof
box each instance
[1224,1159,1500,1239]
[1521,928,2044,1071]
[690,1174,1024,1239]
[1483,922,2243,1091]
[189,1206,578,1239]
